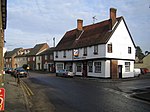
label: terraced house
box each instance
[14,48,32,68]
[36,47,55,72]
[26,43,49,70]
[4,48,22,68]
[54,8,136,79]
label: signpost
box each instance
[0,88,5,111]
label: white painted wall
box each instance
[36,56,42,70]
[15,57,27,68]
[106,19,135,60]
[118,60,134,78]
[54,44,106,62]
[54,18,135,78]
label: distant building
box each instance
[14,48,32,68]
[4,48,23,68]
[37,47,55,72]
[26,43,49,70]
[54,8,136,79]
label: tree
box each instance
[136,46,145,61]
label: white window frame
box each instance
[125,62,130,72]
[45,55,48,60]
[76,62,82,72]
[94,62,101,73]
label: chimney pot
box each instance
[77,19,83,31]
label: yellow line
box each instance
[22,80,34,96]
[20,80,34,96]
[20,80,31,96]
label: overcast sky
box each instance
[5,0,150,52]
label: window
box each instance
[128,47,131,54]
[50,54,53,60]
[38,56,41,61]
[94,62,101,73]
[28,57,30,61]
[88,61,93,72]
[33,57,35,61]
[125,62,130,72]
[45,55,48,60]
[94,45,98,54]
[83,47,87,56]
[63,51,66,58]
[55,51,58,58]
[57,64,63,71]
[107,44,112,53]
[76,63,82,72]
[66,64,72,72]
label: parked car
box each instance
[56,69,75,77]
[5,68,14,74]
[140,68,149,74]
[11,67,27,78]
[134,68,141,77]
[14,69,27,78]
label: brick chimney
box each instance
[77,19,83,31]
[110,8,117,29]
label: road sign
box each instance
[0,88,5,111]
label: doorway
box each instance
[118,65,122,78]
[82,61,87,77]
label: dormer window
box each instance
[94,45,98,54]
[83,47,87,56]
[107,44,112,53]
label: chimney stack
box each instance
[110,8,117,29]
[77,19,83,31]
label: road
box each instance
[22,72,150,112]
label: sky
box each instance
[5,0,150,53]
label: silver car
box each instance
[56,69,75,77]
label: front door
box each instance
[118,65,122,78]
[82,61,87,77]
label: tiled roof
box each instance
[55,17,122,51]
[26,43,49,56]
[4,48,22,58]
[37,47,55,56]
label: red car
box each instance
[140,68,149,74]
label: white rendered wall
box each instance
[36,56,42,70]
[106,19,135,60]
[118,60,134,78]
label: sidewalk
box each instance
[3,74,27,112]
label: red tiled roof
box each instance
[55,17,122,51]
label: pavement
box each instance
[1,72,150,112]
[3,74,28,112]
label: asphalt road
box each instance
[22,72,150,112]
